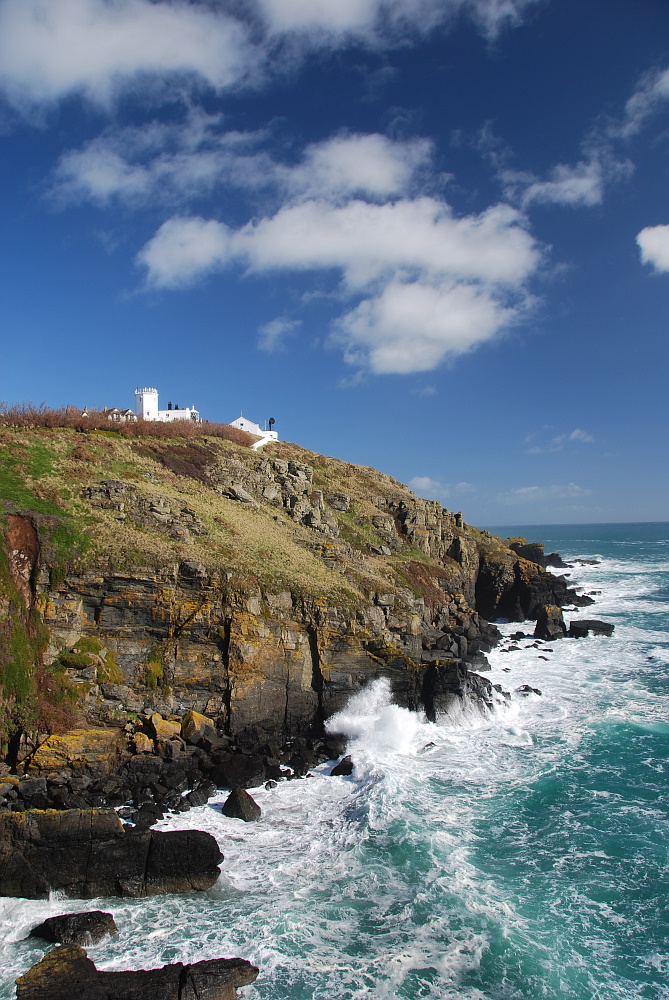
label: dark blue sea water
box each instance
[2,522,668,999]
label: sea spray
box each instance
[326,677,422,754]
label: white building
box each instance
[134,387,200,423]
[230,413,278,450]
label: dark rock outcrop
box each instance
[0,809,222,899]
[568,619,615,638]
[30,910,117,946]
[210,754,266,790]
[504,539,545,566]
[330,755,354,777]
[534,605,567,641]
[545,552,568,568]
[221,787,261,822]
[15,944,258,1000]
[420,662,493,723]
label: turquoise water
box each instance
[1,522,668,999]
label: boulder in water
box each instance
[568,619,614,638]
[0,808,222,899]
[222,787,261,822]
[15,944,258,1000]
[534,605,566,641]
[330,755,354,777]
[30,910,117,946]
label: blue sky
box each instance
[1,0,668,525]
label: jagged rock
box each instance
[568,619,615,638]
[222,787,261,822]
[0,809,222,899]
[420,661,493,722]
[30,910,117,946]
[545,552,568,568]
[534,605,567,641]
[504,539,545,566]
[330,755,354,776]
[15,944,258,1000]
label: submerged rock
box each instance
[30,910,117,946]
[222,787,261,822]
[15,944,258,1000]
[0,809,222,899]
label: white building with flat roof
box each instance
[230,414,278,450]
[134,387,200,423]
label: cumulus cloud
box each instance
[0,0,543,113]
[334,278,514,373]
[257,317,301,352]
[0,0,256,107]
[137,194,540,373]
[51,126,431,208]
[637,224,669,273]
[409,476,476,500]
[137,216,232,289]
[497,483,592,504]
[236,198,538,288]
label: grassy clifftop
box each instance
[0,419,493,604]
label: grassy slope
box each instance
[0,426,470,603]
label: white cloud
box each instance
[409,476,476,500]
[334,278,514,373]
[497,483,592,504]
[620,66,669,137]
[524,427,594,453]
[258,317,301,352]
[51,126,431,207]
[637,224,669,273]
[137,216,232,289]
[258,0,540,42]
[237,198,538,289]
[569,427,594,443]
[137,194,540,373]
[518,159,606,209]
[286,134,432,202]
[0,0,256,107]
[499,150,633,211]
[0,0,544,113]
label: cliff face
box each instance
[0,427,578,743]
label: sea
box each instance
[1,521,668,999]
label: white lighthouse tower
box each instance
[135,387,159,421]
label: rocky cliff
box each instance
[0,424,584,750]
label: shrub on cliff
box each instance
[0,404,254,447]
